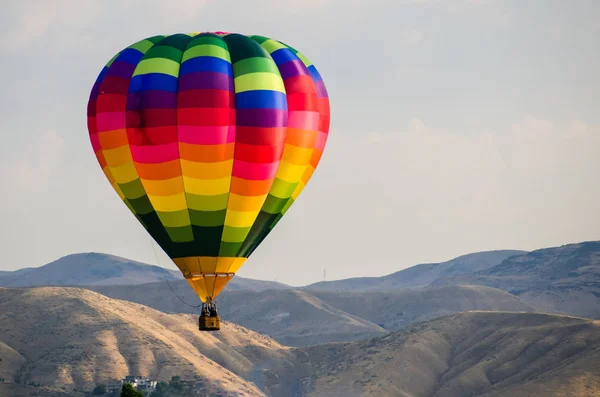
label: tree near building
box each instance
[121,383,144,397]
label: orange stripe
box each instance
[179,143,235,163]
[285,128,318,148]
[230,177,273,196]
[98,129,129,150]
[135,160,182,180]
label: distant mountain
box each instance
[434,241,600,318]
[305,250,525,292]
[91,282,388,346]
[91,282,533,346]
[309,285,535,331]
[0,253,290,292]
[3,287,600,397]
[0,253,182,287]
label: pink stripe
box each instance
[178,125,235,145]
[89,133,101,152]
[314,131,328,152]
[232,160,279,180]
[130,142,179,163]
[96,112,126,132]
[288,111,319,130]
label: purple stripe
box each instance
[236,108,287,127]
[278,60,307,80]
[314,80,328,98]
[178,72,234,91]
[107,60,137,80]
[126,91,176,110]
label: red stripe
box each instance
[99,76,130,94]
[139,108,177,127]
[235,126,287,146]
[234,143,283,163]
[177,89,235,108]
[96,94,128,113]
[178,107,235,126]
[287,92,319,112]
[127,126,178,145]
[284,75,316,95]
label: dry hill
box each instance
[91,283,389,346]
[2,288,600,397]
[260,312,600,397]
[0,287,283,396]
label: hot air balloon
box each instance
[86,32,330,330]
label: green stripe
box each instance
[233,57,279,76]
[181,44,231,63]
[189,209,227,227]
[132,58,180,77]
[221,226,252,242]
[119,179,145,199]
[129,196,154,215]
[261,194,288,214]
[144,45,183,62]
[218,242,242,257]
[269,179,298,199]
[188,34,229,50]
[165,226,194,242]
[157,34,193,51]
[186,193,229,211]
[259,39,288,54]
[157,210,190,228]
[234,72,285,93]
[224,33,271,64]
[130,39,158,54]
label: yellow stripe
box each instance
[223,210,259,227]
[102,146,132,167]
[142,177,184,196]
[183,176,231,195]
[181,159,233,179]
[109,163,138,184]
[227,193,266,211]
[275,161,306,182]
[228,258,247,273]
[291,180,306,200]
[234,72,285,93]
[148,193,187,212]
[282,146,313,165]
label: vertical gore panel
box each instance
[177,33,236,271]
[218,33,288,264]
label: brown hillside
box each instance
[0,287,284,396]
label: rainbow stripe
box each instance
[87,32,330,302]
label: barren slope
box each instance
[0,287,285,396]
[261,312,600,397]
[92,284,388,346]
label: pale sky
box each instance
[1,0,598,286]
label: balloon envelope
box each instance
[87,32,330,302]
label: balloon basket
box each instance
[199,314,220,331]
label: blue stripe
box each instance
[118,48,145,65]
[180,57,232,76]
[307,66,323,82]
[129,74,178,93]
[235,90,288,110]
[270,48,298,65]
